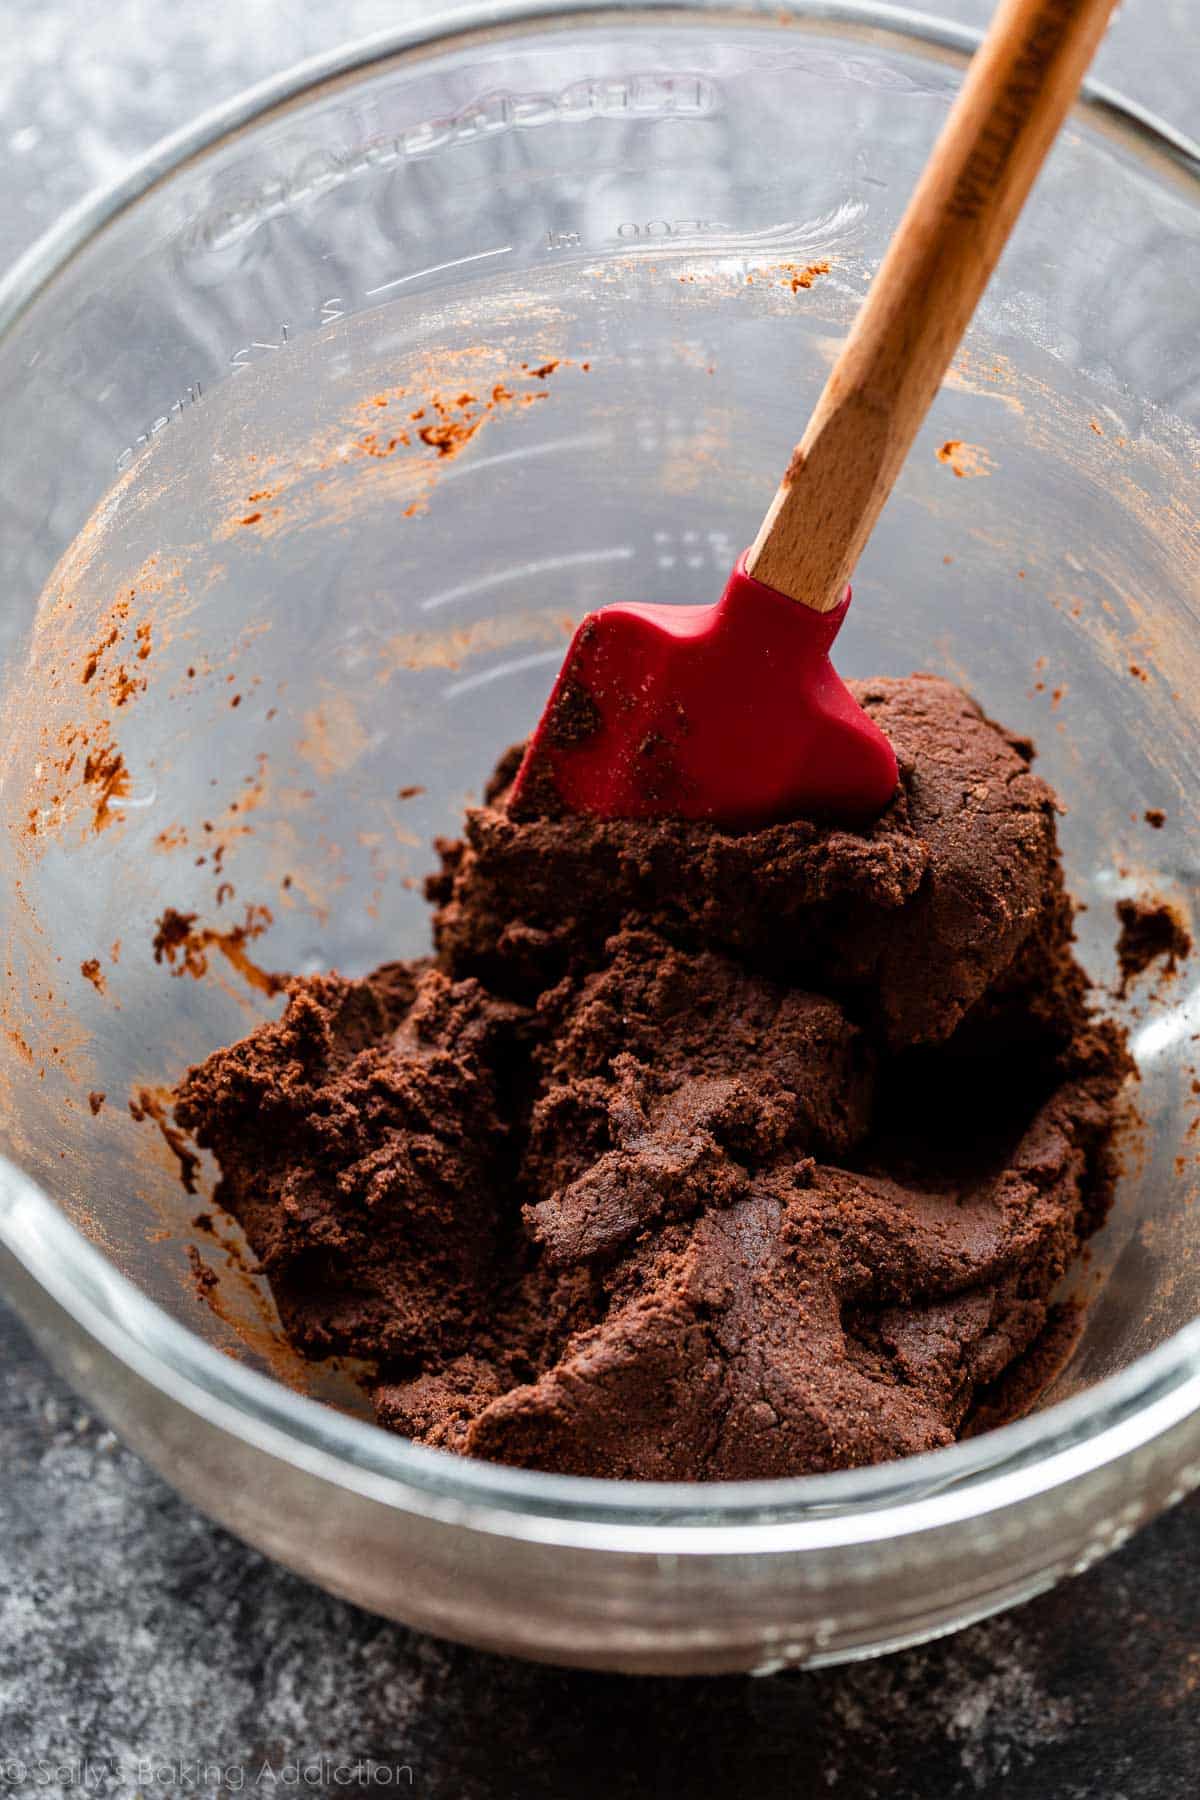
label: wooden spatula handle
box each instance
[746,0,1120,610]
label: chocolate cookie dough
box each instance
[175,675,1132,1480]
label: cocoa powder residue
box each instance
[186,1243,219,1298]
[363,362,566,466]
[108,664,145,707]
[783,259,830,292]
[82,738,131,831]
[130,1086,201,1193]
[1116,896,1192,994]
[152,904,286,997]
[80,959,106,996]
[936,439,995,479]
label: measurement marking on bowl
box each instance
[365,246,512,297]
[231,327,290,373]
[421,547,634,614]
[442,649,564,701]
[609,209,865,253]
[437,431,612,485]
[115,383,203,470]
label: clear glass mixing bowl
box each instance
[1,1,1198,1675]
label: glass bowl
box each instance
[1,0,1198,1675]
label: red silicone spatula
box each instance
[510,0,1119,826]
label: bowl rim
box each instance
[2,0,1199,1551]
[1,0,1197,342]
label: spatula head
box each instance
[508,554,898,827]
